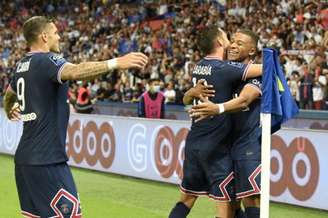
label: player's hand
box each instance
[117,52,148,70]
[190,79,215,98]
[8,103,21,121]
[189,95,219,122]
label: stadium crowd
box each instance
[0,0,328,110]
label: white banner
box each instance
[0,109,327,210]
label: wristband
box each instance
[217,103,225,114]
[107,58,118,71]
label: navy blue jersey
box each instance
[10,52,69,165]
[232,77,262,144]
[188,57,249,150]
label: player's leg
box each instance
[20,163,82,218]
[15,165,40,218]
[169,193,197,218]
[215,201,234,218]
[232,199,245,218]
[169,145,208,218]
[234,160,261,218]
[243,194,260,218]
[206,148,235,218]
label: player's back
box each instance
[11,52,69,165]
[188,57,249,151]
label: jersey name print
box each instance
[10,52,69,165]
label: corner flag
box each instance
[260,48,299,218]
[261,48,299,132]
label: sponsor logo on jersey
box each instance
[21,112,37,122]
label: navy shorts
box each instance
[231,139,261,199]
[15,162,82,218]
[180,138,234,202]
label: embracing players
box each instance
[191,29,262,218]
[168,26,263,218]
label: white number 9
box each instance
[17,77,25,111]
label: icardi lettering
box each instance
[16,60,31,73]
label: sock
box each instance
[245,207,260,218]
[235,208,246,218]
[168,202,191,218]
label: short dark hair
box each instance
[23,16,53,46]
[197,25,222,55]
[237,29,259,48]
[148,78,160,85]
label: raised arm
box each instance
[61,52,148,81]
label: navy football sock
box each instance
[168,202,191,218]
[245,207,259,218]
[235,208,246,218]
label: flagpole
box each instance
[260,113,271,218]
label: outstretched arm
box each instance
[61,52,148,81]
[190,84,261,122]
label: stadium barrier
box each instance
[0,108,327,210]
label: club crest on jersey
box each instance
[227,61,244,68]
[49,54,66,66]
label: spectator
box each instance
[287,71,300,107]
[75,81,94,114]
[313,69,327,110]
[96,81,112,101]
[138,78,165,119]
[164,80,176,104]
[299,69,314,110]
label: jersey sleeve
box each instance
[245,76,262,95]
[223,61,251,83]
[43,53,69,84]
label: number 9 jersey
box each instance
[9,51,70,165]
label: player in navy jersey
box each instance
[3,16,148,218]
[168,26,263,218]
[190,30,262,218]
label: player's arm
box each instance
[244,64,262,79]
[3,86,20,121]
[183,79,215,105]
[61,52,148,81]
[190,85,260,122]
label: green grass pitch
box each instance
[1,154,327,218]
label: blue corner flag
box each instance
[261,48,299,132]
